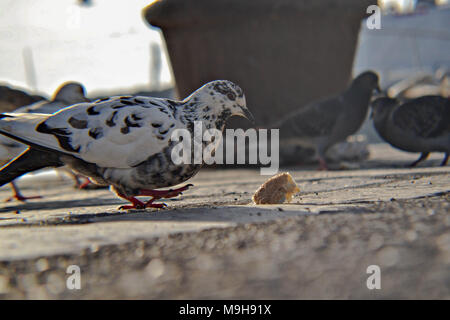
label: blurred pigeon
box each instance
[0,82,88,201]
[0,84,45,113]
[272,71,380,169]
[0,80,253,209]
[15,82,89,113]
[387,68,450,99]
[371,96,450,167]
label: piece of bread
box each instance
[252,172,300,204]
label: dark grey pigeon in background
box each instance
[272,71,380,170]
[0,84,45,113]
[0,82,89,201]
[371,96,450,167]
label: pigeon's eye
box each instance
[226,92,236,101]
[213,83,236,101]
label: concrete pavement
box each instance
[0,144,448,299]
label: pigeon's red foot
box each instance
[4,182,42,202]
[79,179,91,189]
[4,194,42,203]
[143,198,167,209]
[118,196,168,210]
[78,178,107,190]
[317,158,329,171]
[118,196,146,210]
[118,184,193,210]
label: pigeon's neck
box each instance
[181,99,229,132]
[342,85,372,117]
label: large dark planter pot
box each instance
[143,0,375,132]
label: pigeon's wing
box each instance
[0,85,46,113]
[14,99,66,114]
[393,96,450,138]
[0,135,26,165]
[278,96,344,138]
[0,96,186,169]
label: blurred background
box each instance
[0,0,174,97]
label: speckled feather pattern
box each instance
[0,80,250,198]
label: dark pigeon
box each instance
[272,71,380,169]
[371,95,450,167]
[0,82,89,201]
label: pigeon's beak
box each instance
[241,107,255,124]
[373,84,381,95]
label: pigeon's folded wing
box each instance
[0,134,26,165]
[0,97,184,169]
[14,100,65,114]
[393,97,450,138]
[278,97,344,138]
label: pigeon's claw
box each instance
[4,182,42,202]
[317,158,329,171]
[144,200,167,209]
[118,195,167,210]
[4,194,42,203]
[118,196,146,210]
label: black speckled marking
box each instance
[166,99,181,110]
[149,101,162,108]
[120,126,130,134]
[88,127,103,139]
[131,114,142,121]
[36,121,80,153]
[68,117,88,129]
[152,123,162,128]
[124,116,141,128]
[215,109,232,130]
[112,104,126,109]
[158,107,169,115]
[120,99,134,105]
[106,111,118,127]
[213,82,236,101]
[170,166,183,177]
[87,106,100,115]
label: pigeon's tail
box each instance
[0,147,64,187]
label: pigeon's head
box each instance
[188,80,254,126]
[53,82,89,105]
[352,71,381,95]
[370,97,398,121]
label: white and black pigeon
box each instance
[371,95,450,167]
[0,80,253,209]
[272,71,380,170]
[0,82,88,201]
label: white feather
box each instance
[0,97,187,169]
